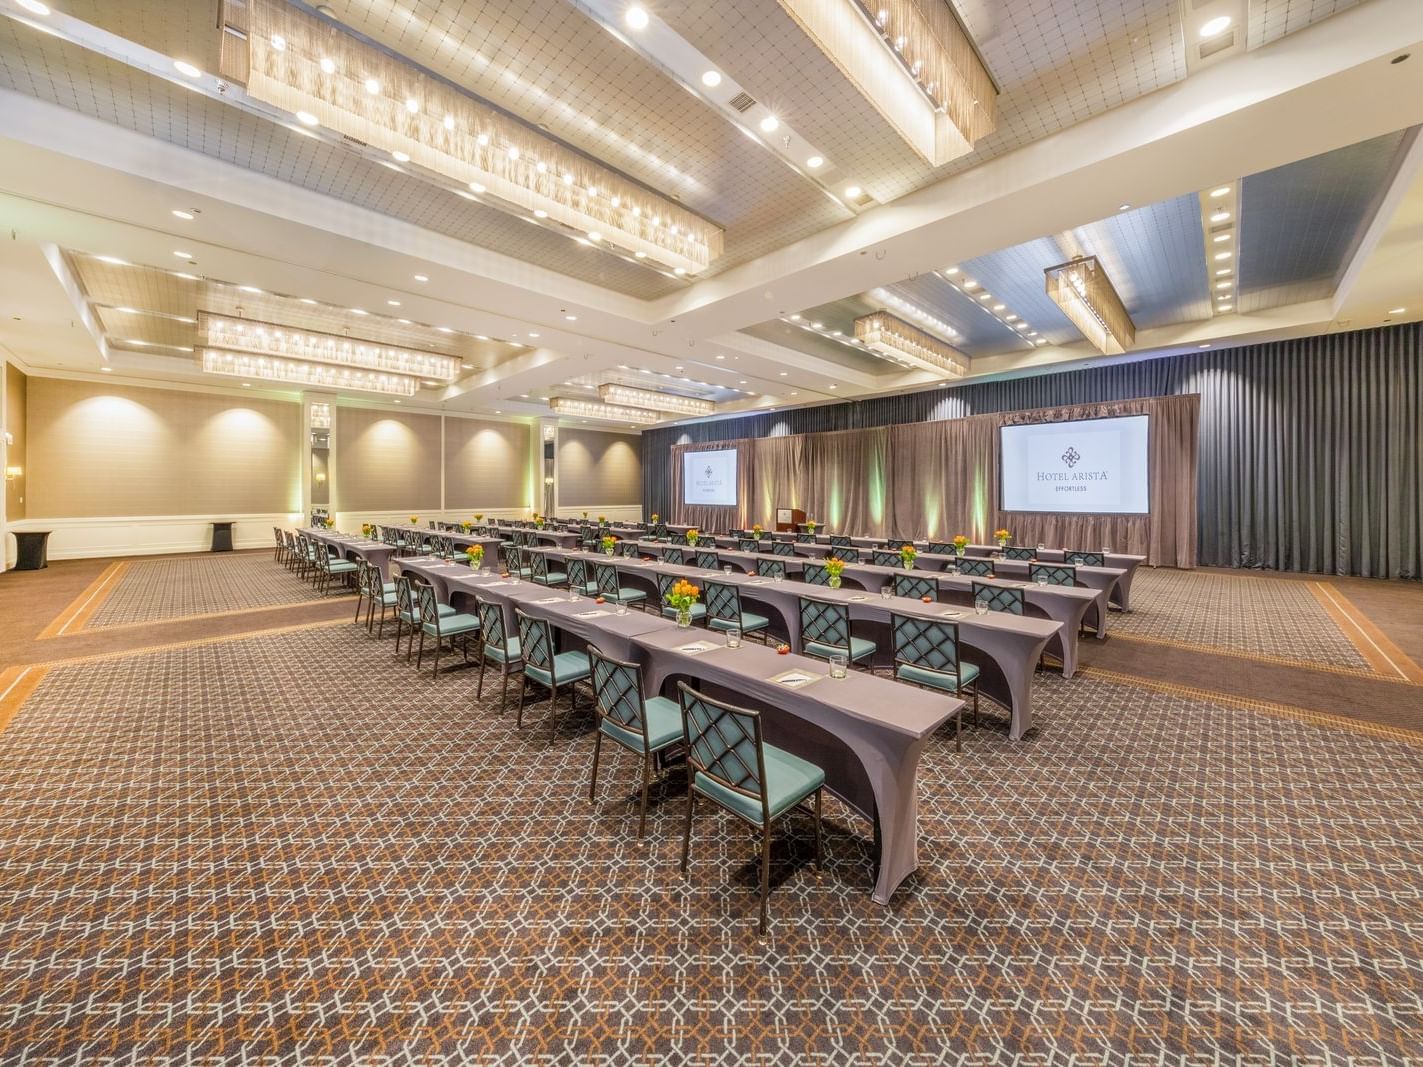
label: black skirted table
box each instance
[12,530,52,570]
[210,521,235,552]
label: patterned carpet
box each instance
[1109,569,1372,673]
[86,551,336,628]
[2,617,1419,1062]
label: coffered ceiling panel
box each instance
[1248,0,1365,49]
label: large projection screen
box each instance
[682,448,738,506]
[1000,415,1150,514]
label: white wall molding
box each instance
[6,513,302,562]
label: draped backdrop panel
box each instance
[647,322,1422,578]
[668,395,1199,567]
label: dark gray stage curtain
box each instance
[644,323,1421,578]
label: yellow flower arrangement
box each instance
[409,515,419,525]
[952,535,969,555]
[824,557,845,578]
[664,579,701,611]
[465,545,485,567]
[751,523,763,539]
[994,528,1012,546]
[899,543,919,568]
[650,513,660,523]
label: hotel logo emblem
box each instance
[1062,446,1081,469]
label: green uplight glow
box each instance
[972,470,989,541]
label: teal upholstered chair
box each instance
[803,561,831,587]
[1003,546,1035,561]
[924,541,954,555]
[512,546,533,580]
[972,580,1025,615]
[795,532,816,543]
[771,540,795,558]
[893,572,938,600]
[738,538,761,553]
[515,609,592,742]
[414,584,480,676]
[354,557,397,633]
[798,596,875,667]
[475,596,522,713]
[956,558,993,578]
[393,574,455,660]
[829,535,851,548]
[595,562,649,609]
[566,557,599,597]
[755,558,786,579]
[615,540,639,558]
[694,550,720,570]
[657,572,706,624]
[313,543,358,595]
[1067,551,1105,567]
[886,538,914,551]
[676,682,825,934]
[663,546,687,565]
[705,581,769,640]
[529,549,567,587]
[587,645,683,837]
[1028,562,1077,586]
[871,549,901,567]
[828,545,860,563]
[890,613,978,749]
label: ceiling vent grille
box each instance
[727,91,756,113]
[1199,30,1236,59]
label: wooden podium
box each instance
[774,507,805,533]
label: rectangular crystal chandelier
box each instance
[1043,256,1136,355]
[597,383,714,417]
[550,397,660,425]
[780,0,996,165]
[854,312,968,378]
[223,0,722,276]
[202,349,418,396]
[201,314,459,380]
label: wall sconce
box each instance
[4,466,21,482]
[315,472,327,484]
[543,476,555,486]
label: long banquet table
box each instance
[532,548,1059,740]
[304,528,399,579]
[392,556,961,906]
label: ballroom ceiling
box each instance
[0,0,1419,428]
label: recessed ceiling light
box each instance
[1218,303,1233,311]
[1213,233,1231,243]
[1211,211,1232,223]
[587,231,602,241]
[844,185,862,199]
[992,303,1005,311]
[241,381,251,387]
[114,306,137,313]
[1216,268,1233,276]
[398,318,412,324]
[1209,186,1231,198]
[507,145,520,161]
[475,335,490,341]
[387,299,401,306]
[528,332,540,338]
[392,150,410,163]
[238,285,262,294]
[404,98,419,114]
[414,274,429,282]
[320,57,336,74]
[1118,203,1131,211]
[565,314,577,321]
[701,70,722,88]
[1035,338,1048,345]
[977,293,992,301]
[674,267,687,275]
[172,250,192,259]
[437,326,454,333]
[811,321,823,328]
[534,209,548,218]
[789,314,802,321]
[1214,251,1232,261]
[364,77,381,95]
[350,308,368,315]
[625,5,650,30]
[17,0,50,14]
[294,110,320,127]
[1200,15,1232,38]
[127,339,148,346]
[1215,281,1232,290]
[634,251,647,259]
[174,60,203,78]
[270,34,286,52]
[171,209,194,220]
[1389,306,1406,314]
[760,115,780,133]
[806,155,824,169]
[779,371,788,376]
[299,297,318,304]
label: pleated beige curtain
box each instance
[667,394,1199,565]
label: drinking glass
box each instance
[1101,545,1112,555]
[723,565,733,575]
[1036,573,1048,586]
[975,600,988,616]
[828,653,848,679]
[881,585,893,600]
[1037,543,1047,553]
[615,603,629,616]
[567,587,579,602]
[725,625,742,649]
[773,573,784,583]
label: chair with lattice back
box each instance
[595,562,649,609]
[475,596,522,713]
[529,549,568,588]
[924,541,953,555]
[872,550,900,568]
[566,557,598,596]
[829,535,851,548]
[1067,551,1105,567]
[756,558,786,579]
[615,540,638,558]
[1003,546,1035,561]
[1029,562,1077,586]
[772,540,795,558]
[829,545,859,563]
[587,645,684,837]
[803,561,831,586]
[957,558,993,578]
[972,580,1025,615]
[663,546,687,565]
[676,682,825,934]
[889,614,978,748]
[799,597,876,667]
[796,532,816,544]
[695,550,721,570]
[414,583,481,676]
[515,609,592,743]
[704,580,770,639]
[893,572,938,600]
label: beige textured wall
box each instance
[445,417,530,509]
[25,377,300,517]
[557,427,642,507]
[4,363,26,521]
[334,406,442,511]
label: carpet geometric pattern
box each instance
[86,551,338,628]
[2,618,1419,1061]
[1108,568,1372,673]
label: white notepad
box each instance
[770,670,820,689]
[676,641,719,655]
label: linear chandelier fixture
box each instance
[549,396,660,425]
[853,311,968,378]
[200,314,460,380]
[223,0,722,276]
[202,349,418,396]
[597,383,715,417]
[779,0,996,165]
[1043,256,1135,355]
